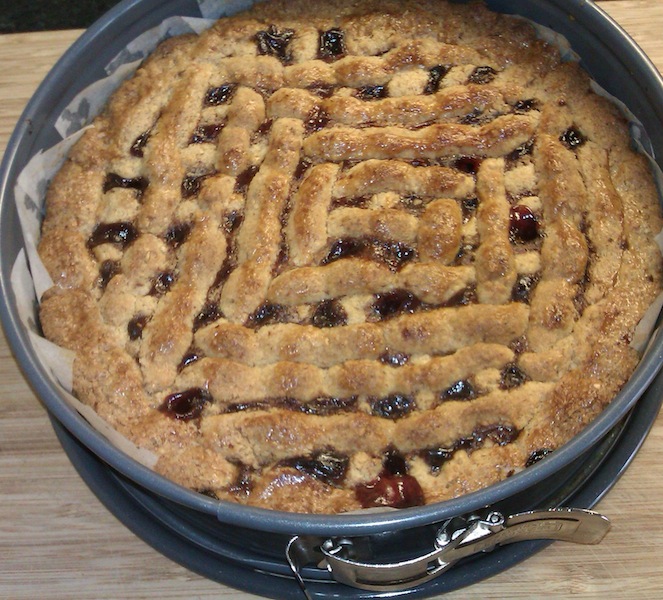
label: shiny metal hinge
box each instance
[286,508,611,598]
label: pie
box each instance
[37,0,663,513]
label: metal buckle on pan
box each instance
[286,508,610,599]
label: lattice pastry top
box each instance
[38,0,662,513]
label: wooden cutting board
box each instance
[1,2,663,598]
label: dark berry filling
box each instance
[560,126,586,150]
[178,348,203,371]
[379,351,410,367]
[307,82,336,98]
[500,363,528,389]
[246,301,289,328]
[304,105,330,133]
[369,394,416,419]
[234,165,259,194]
[149,271,175,296]
[462,197,479,221]
[506,138,535,163]
[159,388,212,421]
[373,241,417,271]
[281,450,349,485]
[356,85,388,100]
[509,205,539,242]
[193,301,222,331]
[355,451,424,509]
[513,98,538,113]
[255,25,295,62]
[444,285,477,307]
[204,84,237,106]
[130,130,151,157]
[294,158,312,180]
[318,28,346,61]
[189,122,224,144]
[181,172,214,199]
[164,222,191,249]
[226,396,357,416]
[88,222,138,249]
[322,238,365,264]
[311,299,348,328]
[424,64,451,94]
[441,379,475,401]
[103,173,149,197]
[98,259,120,289]
[127,314,149,341]
[372,289,422,320]
[468,66,497,84]
[423,424,520,473]
[525,447,554,467]
[511,273,540,304]
[454,156,482,174]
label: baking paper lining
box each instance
[10,2,663,469]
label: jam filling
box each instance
[229,465,254,497]
[379,351,410,367]
[164,222,191,249]
[369,394,416,419]
[511,273,540,304]
[509,205,539,243]
[255,25,295,62]
[526,447,554,467]
[246,301,290,328]
[311,299,348,328]
[182,171,214,199]
[499,363,529,389]
[454,156,482,174]
[159,387,212,421]
[318,28,346,61]
[204,84,237,106]
[304,105,331,133]
[443,285,477,307]
[88,222,138,249]
[98,259,120,289]
[193,301,223,331]
[130,130,151,157]
[468,66,497,84]
[424,64,451,94]
[356,85,389,100]
[197,488,220,500]
[440,379,476,401]
[307,82,336,98]
[560,126,587,150]
[149,271,175,297]
[178,347,203,371]
[127,314,149,341]
[423,423,520,473]
[281,450,349,485]
[189,122,224,144]
[355,450,425,509]
[322,237,417,271]
[234,165,259,193]
[294,158,312,180]
[226,395,358,416]
[506,138,534,164]
[461,196,479,221]
[371,289,422,320]
[103,173,149,197]
[513,98,538,113]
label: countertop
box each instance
[2,2,663,599]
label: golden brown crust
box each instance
[38,0,662,513]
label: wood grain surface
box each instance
[1,2,663,599]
